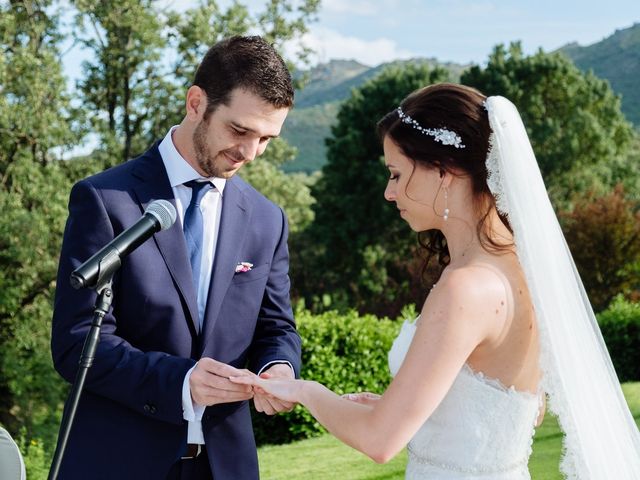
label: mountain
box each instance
[558,22,640,125]
[293,59,370,108]
[281,24,640,173]
[281,58,468,173]
[294,58,468,109]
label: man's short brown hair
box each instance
[193,35,294,119]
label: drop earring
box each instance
[443,188,450,221]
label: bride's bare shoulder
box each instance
[424,263,512,334]
[434,262,511,303]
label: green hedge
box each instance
[597,296,640,382]
[252,308,407,445]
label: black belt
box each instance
[182,443,203,459]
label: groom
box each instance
[51,36,301,479]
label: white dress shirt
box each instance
[159,127,225,444]
[159,127,293,445]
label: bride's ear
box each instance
[439,169,454,189]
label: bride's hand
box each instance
[229,372,306,404]
[341,392,381,406]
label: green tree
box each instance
[560,185,640,312]
[72,0,168,164]
[301,64,450,315]
[0,156,72,451]
[462,42,635,204]
[155,0,320,139]
[0,0,80,463]
[73,0,320,164]
[0,0,77,171]
[240,138,316,234]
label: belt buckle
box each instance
[181,443,202,460]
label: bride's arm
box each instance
[235,267,507,463]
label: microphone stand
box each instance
[48,253,120,480]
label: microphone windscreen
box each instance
[145,200,177,230]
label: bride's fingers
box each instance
[253,386,268,395]
[229,375,286,400]
[229,375,260,386]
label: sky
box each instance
[286,0,639,67]
[57,0,638,157]
[61,0,640,80]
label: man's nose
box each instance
[238,138,260,162]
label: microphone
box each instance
[70,200,177,289]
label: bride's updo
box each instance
[377,83,512,271]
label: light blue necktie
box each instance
[183,180,213,329]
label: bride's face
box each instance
[383,136,446,231]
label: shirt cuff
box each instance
[182,364,206,422]
[182,364,206,444]
[258,360,294,376]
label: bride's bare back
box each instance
[457,254,540,395]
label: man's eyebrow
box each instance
[230,122,278,138]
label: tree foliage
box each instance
[240,138,316,234]
[74,0,320,164]
[0,0,77,172]
[0,3,83,452]
[560,185,640,312]
[462,42,635,204]
[0,155,72,450]
[597,295,640,382]
[73,0,167,164]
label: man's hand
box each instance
[189,357,254,406]
[253,364,295,415]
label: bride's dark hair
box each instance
[377,83,513,281]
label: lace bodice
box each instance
[389,319,541,479]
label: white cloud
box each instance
[294,27,416,67]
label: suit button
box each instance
[144,404,157,414]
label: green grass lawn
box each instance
[258,382,640,479]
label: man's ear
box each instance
[185,86,206,122]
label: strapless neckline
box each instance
[396,319,539,399]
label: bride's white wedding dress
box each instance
[388,319,541,479]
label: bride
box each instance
[232,84,640,478]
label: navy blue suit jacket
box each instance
[51,144,302,479]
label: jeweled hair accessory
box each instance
[396,107,465,149]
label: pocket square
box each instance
[235,262,253,273]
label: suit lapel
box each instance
[131,146,200,335]
[201,177,251,350]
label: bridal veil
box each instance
[484,96,640,479]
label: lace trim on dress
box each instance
[402,320,540,400]
[461,364,540,399]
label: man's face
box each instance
[192,88,289,179]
